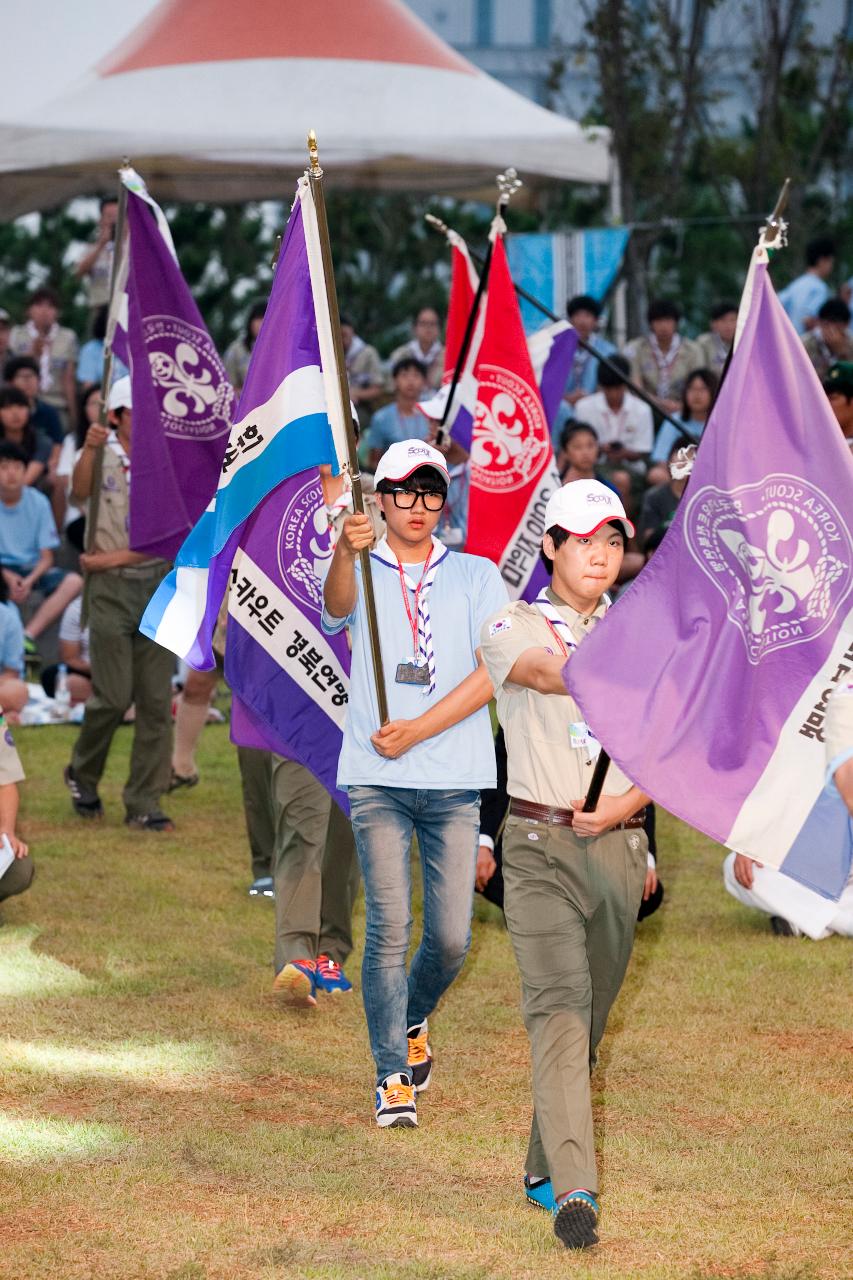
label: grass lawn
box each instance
[0,723,849,1280]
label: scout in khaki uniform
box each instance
[0,710,33,908]
[481,478,649,1251]
[64,377,175,830]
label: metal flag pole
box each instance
[306,131,389,726]
[81,161,129,625]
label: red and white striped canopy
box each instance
[0,0,610,216]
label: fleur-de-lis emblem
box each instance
[149,342,218,418]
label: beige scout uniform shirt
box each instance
[89,439,169,576]
[480,588,633,811]
[0,713,25,786]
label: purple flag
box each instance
[224,472,350,811]
[565,255,853,899]
[122,180,234,560]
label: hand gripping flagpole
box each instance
[81,160,129,625]
[306,132,389,727]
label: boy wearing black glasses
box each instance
[323,439,507,1128]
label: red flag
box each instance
[467,234,558,597]
[443,231,479,376]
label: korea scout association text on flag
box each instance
[110,167,234,562]
[141,177,352,812]
[565,246,853,901]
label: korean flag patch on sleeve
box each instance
[489,616,513,638]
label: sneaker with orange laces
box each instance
[406,1020,432,1093]
[315,954,353,995]
[272,959,317,1007]
[375,1072,417,1128]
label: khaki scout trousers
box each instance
[71,569,173,818]
[237,746,276,882]
[502,813,648,1197]
[270,756,360,972]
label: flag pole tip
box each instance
[496,167,523,205]
[425,212,449,236]
[307,130,322,176]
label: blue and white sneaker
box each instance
[315,954,352,994]
[375,1073,417,1128]
[248,876,274,898]
[552,1189,600,1250]
[272,958,317,1008]
[524,1175,556,1212]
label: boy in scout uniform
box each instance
[0,709,33,909]
[481,478,649,1251]
[65,378,175,830]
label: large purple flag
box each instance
[224,472,350,812]
[119,170,234,560]
[565,253,853,900]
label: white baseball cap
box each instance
[416,384,451,422]
[374,439,450,488]
[107,375,132,412]
[544,479,635,539]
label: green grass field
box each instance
[0,723,849,1280]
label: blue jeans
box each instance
[348,786,480,1084]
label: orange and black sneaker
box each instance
[375,1073,417,1128]
[406,1020,432,1093]
[272,959,317,1008]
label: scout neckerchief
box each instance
[25,320,59,392]
[371,534,450,695]
[648,331,682,400]
[533,588,611,759]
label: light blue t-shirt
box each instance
[564,333,617,401]
[778,273,830,336]
[368,403,429,455]
[0,602,24,674]
[77,339,129,387]
[323,548,508,790]
[0,488,60,569]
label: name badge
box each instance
[569,721,589,749]
[396,661,430,686]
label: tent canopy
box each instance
[0,0,610,217]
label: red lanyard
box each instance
[542,617,571,658]
[397,547,433,657]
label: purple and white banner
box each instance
[224,472,350,812]
[565,251,853,900]
[115,168,234,561]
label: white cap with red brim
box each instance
[374,439,450,488]
[543,478,635,540]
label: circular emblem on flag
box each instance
[470,365,550,493]
[276,475,332,615]
[143,315,234,441]
[684,474,853,665]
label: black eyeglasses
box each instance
[387,487,446,512]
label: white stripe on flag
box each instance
[218,364,327,493]
[298,178,349,471]
[497,464,562,599]
[725,604,853,866]
[228,549,349,730]
[152,564,211,657]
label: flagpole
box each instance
[81,161,129,625]
[306,132,389,727]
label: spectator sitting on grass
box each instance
[55,385,99,551]
[0,441,82,665]
[9,287,79,433]
[0,386,58,490]
[647,367,718,485]
[0,575,28,718]
[0,710,32,917]
[40,596,92,707]
[638,436,694,548]
[3,356,64,446]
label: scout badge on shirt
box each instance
[396,659,431,686]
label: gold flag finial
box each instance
[307,130,322,177]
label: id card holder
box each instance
[569,721,589,750]
[396,661,430,686]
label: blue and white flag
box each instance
[140,177,346,669]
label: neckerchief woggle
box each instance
[371,535,450,695]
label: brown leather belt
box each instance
[509,798,647,832]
